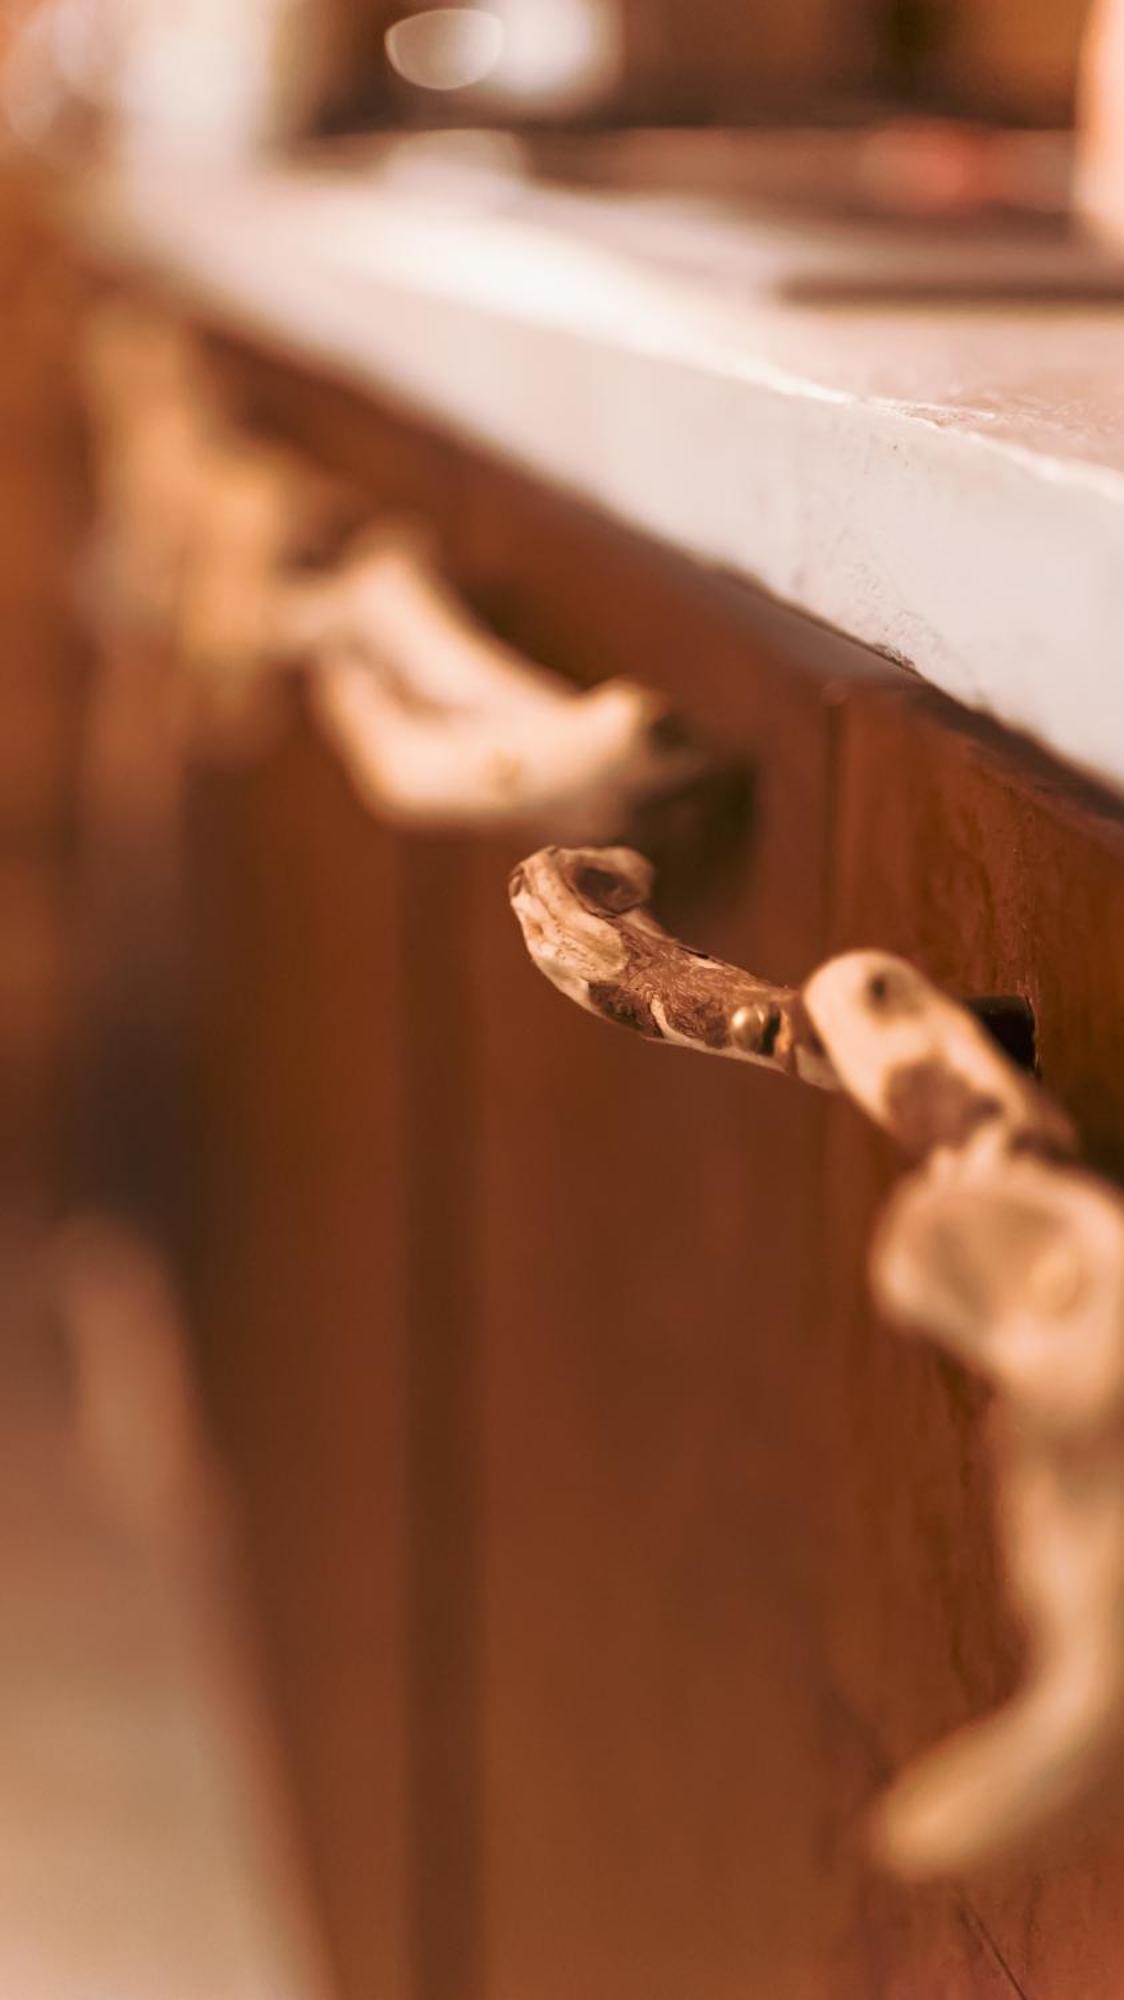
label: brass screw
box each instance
[731,1000,781,1058]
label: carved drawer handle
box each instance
[282,528,699,837]
[282,523,565,717]
[511,844,1124,1880]
[83,309,700,838]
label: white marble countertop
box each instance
[83,136,1124,796]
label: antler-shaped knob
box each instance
[510,844,836,1085]
[512,844,1124,1881]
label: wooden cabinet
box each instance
[459,460,850,1999]
[0,173,89,1216]
[189,715,413,2000]
[174,335,1124,1998]
[187,359,474,2000]
[823,685,1124,1997]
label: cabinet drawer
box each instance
[167,332,1124,1998]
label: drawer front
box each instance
[458,459,1028,1999]
[825,685,1124,1998]
[176,335,1124,1997]
[187,344,473,2000]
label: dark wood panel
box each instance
[178,328,1124,1996]
[183,359,478,2000]
[458,459,1016,1996]
[190,734,483,2000]
[188,710,413,2000]
[0,169,89,1214]
[828,681,1124,1995]
[201,332,469,543]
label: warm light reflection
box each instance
[2,0,323,156]
[385,0,621,109]
[385,8,506,91]
[486,0,621,110]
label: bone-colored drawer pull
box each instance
[283,523,562,718]
[284,528,699,838]
[511,842,1124,1883]
[82,305,701,840]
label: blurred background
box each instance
[0,1,1115,1995]
[0,0,1105,149]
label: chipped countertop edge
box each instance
[78,155,1124,801]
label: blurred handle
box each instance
[511,843,1124,1881]
[82,312,702,835]
[284,523,563,715]
[811,952,1124,1882]
[282,528,700,837]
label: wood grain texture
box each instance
[188,707,414,2000]
[828,681,1124,1993]
[458,455,1020,1997]
[0,169,89,1213]
[183,350,479,2000]
[510,831,1124,1877]
[167,326,1124,1995]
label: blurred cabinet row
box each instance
[146,326,1124,2000]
